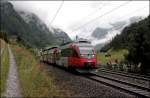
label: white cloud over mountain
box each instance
[11,1,149,46]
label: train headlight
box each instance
[81,54,84,57]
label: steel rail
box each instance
[85,73,150,98]
[97,68,150,81]
[93,73,150,92]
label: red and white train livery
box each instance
[40,39,97,73]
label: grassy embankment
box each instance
[97,49,128,66]
[0,39,9,95]
[11,43,61,97]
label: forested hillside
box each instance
[101,16,149,51]
[0,1,71,48]
[101,15,150,73]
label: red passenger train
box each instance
[40,38,97,73]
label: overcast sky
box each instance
[11,1,149,40]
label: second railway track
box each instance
[98,68,150,81]
[96,69,150,90]
[84,72,150,98]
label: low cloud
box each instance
[11,1,149,40]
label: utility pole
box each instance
[76,35,78,41]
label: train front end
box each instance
[79,46,96,69]
[77,45,97,73]
[69,39,97,73]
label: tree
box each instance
[101,15,150,73]
[126,18,150,73]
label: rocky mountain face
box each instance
[92,27,109,39]
[91,21,127,40]
[19,11,71,44]
[0,1,71,48]
[100,16,149,52]
[129,16,143,24]
[110,21,127,30]
[19,11,50,34]
[91,17,142,50]
[52,28,71,44]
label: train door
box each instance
[53,49,57,64]
[60,48,73,67]
[55,49,61,65]
[68,48,80,67]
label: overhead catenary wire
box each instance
[85,1,109,19]
[50,0,64,25]
[106,6,149,44]
[118,6,148,21]
[89,6,149,38]
[72,1,109,28]
[89,5,149,43]
[108,5,148,31]
[72,0,132,32]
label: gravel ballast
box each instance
[97,71,150,89]
[43,63,136,98]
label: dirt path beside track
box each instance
[1,48,3,55]
[4,45,22,97]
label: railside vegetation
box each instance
[11,44,60,97]
[97,49,128,65]
[0,39,9,95]
[100,15,150,73]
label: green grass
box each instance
[97,49,128,65]
[0,40,9,95]
[11,44,60,97]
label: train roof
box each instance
[60,38,93,49]
[74,42,93,47]
[74,38,91,44]
[41,38,93,51]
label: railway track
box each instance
[85,72,150,98]
[44,62,150,97]
[97,68,150,81]
[96,69,150,90]
[44,61,150,97]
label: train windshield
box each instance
[79,47,94,54]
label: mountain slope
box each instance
[18,11,58,46]
[88,17,142,47]
[92,27,109,39]
[0,1,71,48]
[52,28,71,44]
[19,11,71,45]
[101,15,150,72]
[110,21,127,30]
[1,2,52,48]
[101,16,150,51]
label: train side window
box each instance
[56,52,60,60]
[61,49,65,57]
[72,49,78,57]
[68,49,73,57]
[61,49,67,57]
[61,48,73,57]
